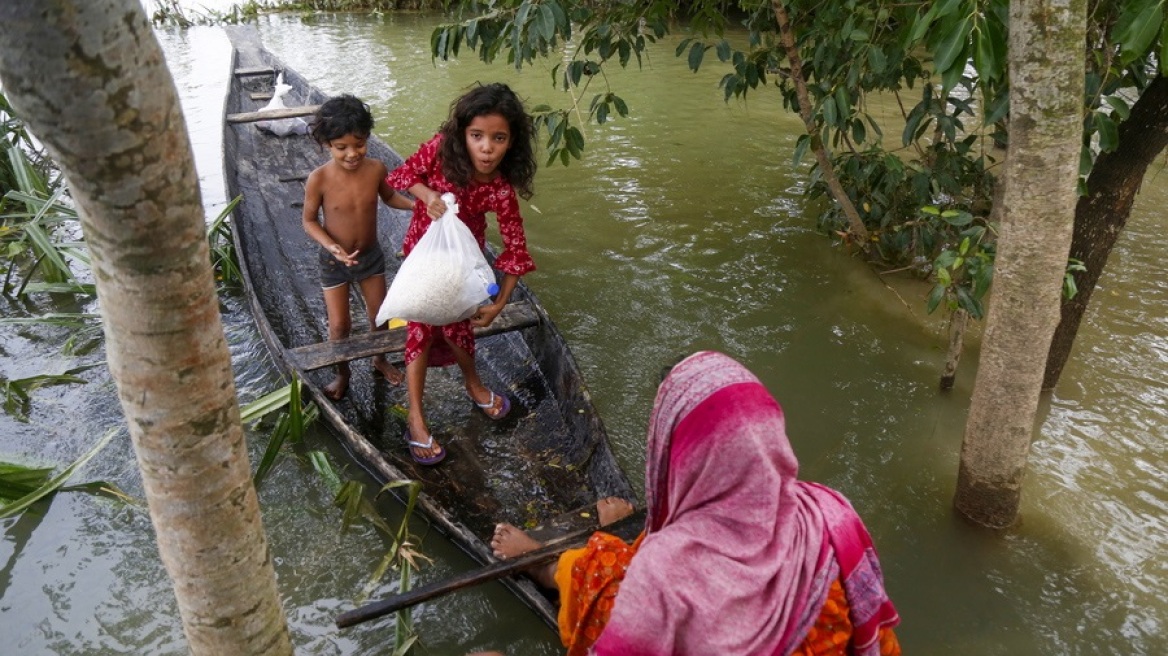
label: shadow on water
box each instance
[1,8,1165,655]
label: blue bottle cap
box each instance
[487,283,500,296]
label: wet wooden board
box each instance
[226,105,320,124]
[287,301,541,370]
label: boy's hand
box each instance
[329,244,359,266]
[470,302,503,328]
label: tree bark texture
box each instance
[954,0,1086,528]
[772,0,870,244]
[939,308,968,391]
[0,2,292,653]
[1042,75,1168,390]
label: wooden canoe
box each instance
[221,27,635,629]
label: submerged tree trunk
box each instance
[939,308,968,390]
[1042,75,1168,390]
[772,0,870,244]
[954,0,1085,528]
[0,2,292,653]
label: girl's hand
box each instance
[329,244,359,266]
[470,302,503,328]
[425,192,447,219]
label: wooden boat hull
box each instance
[221,27,634,629]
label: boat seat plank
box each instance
[226,105,321,124]
[287,301,541,371]
[234,66,276,77]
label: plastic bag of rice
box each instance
[377,193,496,326]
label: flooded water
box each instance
[1,8,1165,655]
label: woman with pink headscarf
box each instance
[490,351,901,655]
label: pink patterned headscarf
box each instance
[592,352,898,655]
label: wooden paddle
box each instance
[335,508,646,629]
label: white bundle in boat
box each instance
[377,193,496,326]
[255,72,308,137]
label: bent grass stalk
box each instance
[0,427,124,519]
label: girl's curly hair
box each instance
[438,83,536,199]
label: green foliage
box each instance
[917,206,995,319]
[0,427,122,519]
[208,196,243,288]
[434,0,1164,322]
[0,365,101,422]
[241,374,321,489]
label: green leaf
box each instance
[1162,13,1168,75]
[1104,95,1131,121]
[933,16,972,76]
[972,16,1001,83]
[716,40,731,62]
[926,283,946,314]
[1113,2,1164,65]
[0,428,118,519]
[687,42,705,72]
[612,95,629,117]
[1096,112,1119,152]
[793,133,811,166]
[535,3,556,42]
[955,286,984,318]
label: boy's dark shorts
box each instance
[320,243,386,289]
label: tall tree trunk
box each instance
[0,3,292,653]
[1042,75,1168,390]
[953,0,1085,528]
[772,0,870,244]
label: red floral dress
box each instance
[385,135,536,366]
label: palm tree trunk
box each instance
[0,2,292,653]
[953,0,1085,528]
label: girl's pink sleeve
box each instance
[492,184,536,276]
[386,134,440,190]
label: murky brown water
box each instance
[1,9,1164,655]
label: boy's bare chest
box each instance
[322,175,378,214]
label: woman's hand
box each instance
[471,301,504,328]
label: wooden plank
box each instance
[287,301,540,371]
[334,508,645,629]
[226,105,320,124]
[234,66,276,77]
[250,92,274,101]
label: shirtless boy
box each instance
[302,94,412,399]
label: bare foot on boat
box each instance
[372,355,404,385]
[597,497,635,526]
[323,372,349,400]
[491,523,542,559]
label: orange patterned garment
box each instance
[555,536,900,656]
[553,532,644,656]
[790,578,901,656]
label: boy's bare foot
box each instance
[597,497,635,526]
[491,523,542,559]
[323,373,349,400]
[372,356,404,385]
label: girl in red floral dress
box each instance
[385,83,537,466]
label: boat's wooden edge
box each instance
[287,301,541,371]
[226,105,320,124]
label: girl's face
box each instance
[464,113,511,181]
[327,133,368,171]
